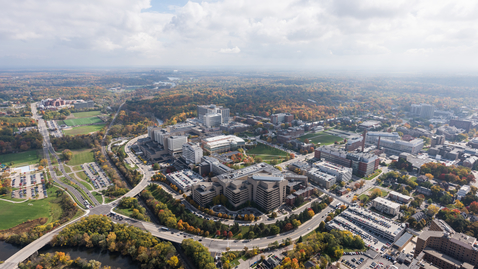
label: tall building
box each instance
[431,135,446,147]
[203,113,223,128]
[182,142,203,164]
[271,113,294,124]
[411,103,435,119]
[167,136,188,154]
[197,104,230,125]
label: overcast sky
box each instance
[1,0,478,72]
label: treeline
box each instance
[0,116,36,127]
[107,110,153,138]
[50,215,182,268]
[1,190,78,245]
[51,133,102,150]
[182,238,215,269]
[0,177,12,194]
[421,162,475,185]
[108,149,142,186]
[41,108,71,120]
[0,129,42,154]
[19,252,111,269]
[93,149,128,197]
[437,208,478,238]
[281,229,365,268]
[117,197,149,221]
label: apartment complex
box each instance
[307,168,336,189]
[182,142,203,164]
[314,146,379,177]
[414,220,478,269]
[194,163,288,212]
[372,197,401,215]
[201,135,245,154]
[313,160,353,182]
[388,191,412,203]
[327,206,406,242]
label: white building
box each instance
[457,185,471,200]
[372,197,401,216]
[197,104,230,125]
[365,132,401,144]
[167,136,188,153]
[307,168,336,189]
[379,138,424,155]
[182,142,203,164]
[313,160,352,182]
[166,170,204,192]
[202,135,245,154]
[203,113,223,128]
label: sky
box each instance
[1,0,478,72]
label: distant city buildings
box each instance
[38,98,94,110]
[271,113,294,124]
[411,103,435,119]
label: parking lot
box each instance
[82,162,113,189]
[11,172,48,199]
[47,120,63,137]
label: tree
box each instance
[167,256,179,268]
[62,149,72,161]
[371,188,382,199]
[470,201,478,214]
[228,231,233,238]
[319,221,326,232]
[152,163,160,170]
[284,223,293,232]
[427,204,440,216]
[270,225,280,235]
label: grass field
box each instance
[63,116,103,126]
[71,111,102,118]
[299,131,342,145]
[92,192,103,204]
[77,171,89,182]
[247,143,288,157]
[78,180,93,191]
[0,150,40,167]
[63,124,106,136]
[68,148,95,165]
[0,187,62,230]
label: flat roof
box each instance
[394,232,413,248]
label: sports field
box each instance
[71,111,102,118]
[63,124,106,136]
[0,187,62,230]
[299,131,342,145]
[63,116,103,126]
[68,148,95,165]
[0,150,40,167]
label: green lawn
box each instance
[0,150,40,167]
[68,148,95,165]
[104,197,117,203]
[92,192,103,204]
[63,124,106,136]
[63,116,103,126]
[246,143,288,162]
[77,171,89,182]
[78,180,93,191]
[0,187,62,230]
[71,111,102,118]
[299,132,342,145]
[64,165,72,173]
[114,207,135,217]
[73,165,83,171]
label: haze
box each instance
[1,0,478,72]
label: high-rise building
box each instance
[167,136,188,153]
[411,103,435,119]
[182,142,203,164]
[197,104,230,125]
[203,113,223,128]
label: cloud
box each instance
[0,0,477,71]
[219,46,240,54]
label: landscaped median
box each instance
[363,169,382,180]
[59,177,95,206]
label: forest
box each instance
[50,215,182,268]
[0,128,43,154]
[19,251,112,269]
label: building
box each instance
[411,103,435,119]
[313,160,352,182]
[468,138,478,149]
[378,138,424,155]
[457,185,471,200]
[191,182,223,206]
[315,145,379,177]
[372,197,401,215]
[73,100,95,109]
[327,205,406,242]
[201,135,245,154]
[209,163,287,212]
[414,220,478,269]
[437,125,466,140]
[396,126,432,139]
[182,142,203,164]
[416,186,432,196]
[203,113,223,128]
[450,119,473,132]
[393,232,414,251]
[358,120,381,130]
[271,113,294,124]
[388,191,412,203]
[464,156,478,168]
[220,121,250,134]
[198,156,234,176]
[166,169,204,192]
[365,132,401,145]
[167,136,188,154]
[345,136,363,151]
[431,135,446,147]
[197,104,230,124]
[307,168,336,189]
[285,186,314,206]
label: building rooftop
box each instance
[394,232,413,249]
[373,197,401,210]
